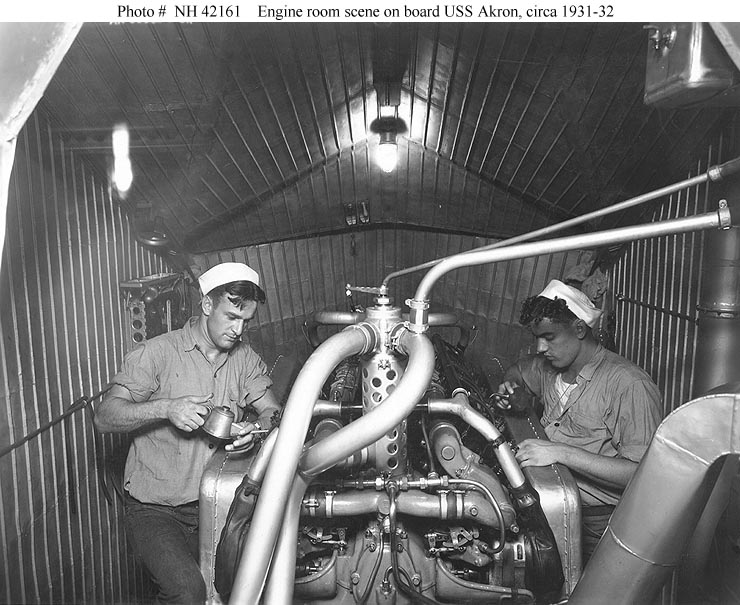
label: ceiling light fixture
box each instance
[371,81,403,174]
[370,103,405,174]
[371,27,409,175]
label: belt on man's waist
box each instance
[582,504,615,517]
[124,490,198,509]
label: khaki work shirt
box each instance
[113,317,273,506]
[516,345,662,506]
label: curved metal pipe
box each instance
[421,312,472,350]
[309,418,367,468]
[447,479,506,554]
[410,207,731,328]
[304,311,366,347]
[261,328,433,604]
[312,310,366,324]
[299,329,435,477]
[382,158,740,287]
[312,399,363,417]
[306,311,464,347]
[300,488,505,528]
[427,391,525,488]
[416,312,459,326]
[263,474,309,605]
[570,388,740,604]
[229,324,376,604]
[246,428,279,482]
[428,422,517,528]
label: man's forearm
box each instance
[95,393,169,433]
[558,444,638,490]
[253,389,281,428]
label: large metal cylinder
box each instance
[569,389,740,605]
[684,219,740,598]
[695,224,740,395]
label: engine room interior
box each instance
[2,17,740,605]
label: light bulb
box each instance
[377,137,397,173]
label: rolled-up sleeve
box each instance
[111,343,160,402]
[610,379,662,462]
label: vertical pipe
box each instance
[693,224,740,395]
[263,475,309,605]
[681,187,740,595]
[228,326,373,604]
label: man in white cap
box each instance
[498,279,661,564]
[95,262,280,603]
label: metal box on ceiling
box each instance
[644,22,740,108]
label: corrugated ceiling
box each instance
[39,22,733,254]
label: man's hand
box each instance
[225,421,263,452]
[498,380,518,395]
[494,380,519,410]
[166,394,213,432]
[515,438,563,468]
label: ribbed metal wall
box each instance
[611,152,716,417]
[610,135,739,605]
[197,229,587,384]
[0,110,166,604]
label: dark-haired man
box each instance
[497,279,661,563]
[95,262,280,603]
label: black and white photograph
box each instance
[1,14,740,605]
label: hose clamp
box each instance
[718,199,732,230]
[405,298,429,333]
[489,435,507,449]
[325,490,335,518]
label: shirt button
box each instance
[208,443,215,449]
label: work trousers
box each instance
[581,504,616,565]
[124,493,207,604]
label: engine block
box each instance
[200,330,581,604]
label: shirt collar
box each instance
[576,344,606,382]
[182,316,202,352]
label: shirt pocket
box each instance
[560,409,608,442]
